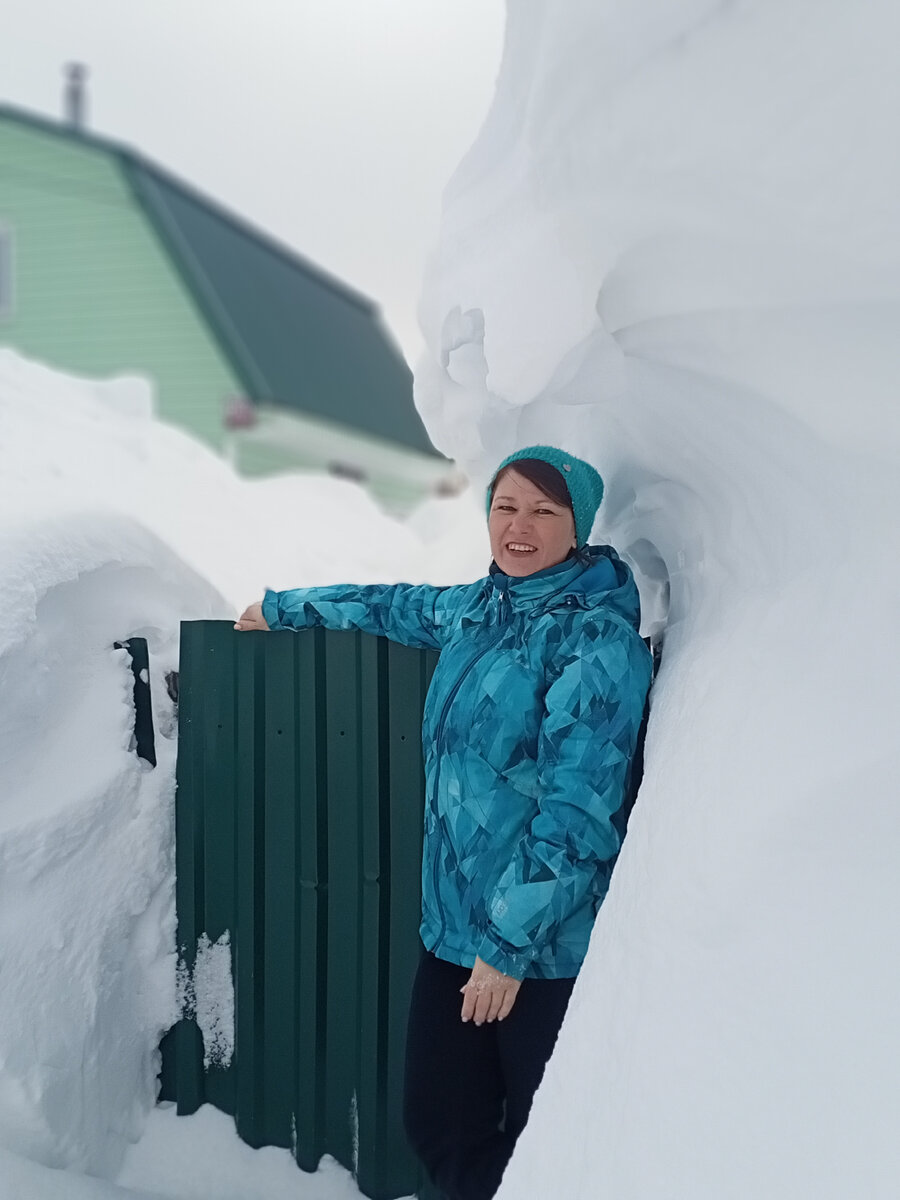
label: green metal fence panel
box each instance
[160,621,439,1200]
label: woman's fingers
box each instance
[459,977,486,1024]
[459,965,522,1025]
[460,979,477,1023]
[234,601,268,631]
[460,974,493,1024]
[485,989,505,1024]
[473,986,494,1026]
[496,985,519,1022]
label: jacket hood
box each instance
[488,544,642,631]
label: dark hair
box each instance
[489,458,573,511]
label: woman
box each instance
[236,445,652,1200]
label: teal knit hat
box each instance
[486,445,605,548]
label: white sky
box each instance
[1,0,506,363]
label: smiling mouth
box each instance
[506,543,537,553]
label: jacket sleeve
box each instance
[261,581,463,651]
[474,617,653,980]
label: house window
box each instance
[0,226,13,321]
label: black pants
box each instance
[403,952,575,1200]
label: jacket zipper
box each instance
[428,586,507,934]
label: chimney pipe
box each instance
[64,63,88,131]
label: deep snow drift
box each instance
[4,1,900,1195]
[416,1,900,1196]
[0,349,484,1197]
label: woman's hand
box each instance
[460,956,521,1025]
[234,601,269,631]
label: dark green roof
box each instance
[0,103,438,457]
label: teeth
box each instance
[508,543,536,552]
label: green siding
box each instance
[0,115,241,447]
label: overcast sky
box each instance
[2,0,505,363]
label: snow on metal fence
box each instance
[159,620,440,1200]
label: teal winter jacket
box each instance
[262,546,652,981]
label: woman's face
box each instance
[488,468,576,577]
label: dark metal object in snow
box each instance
[114,637,156,768]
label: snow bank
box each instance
[0,1146,159,1199]
[416,2,900,1196]
[0,1104,372,1200]
[0,351,436,608]
[0,509,221,1175]
[117,1104,368,1200]
[0,349,472,1192]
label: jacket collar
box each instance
[486,544,642,629]
[487,550,587,614]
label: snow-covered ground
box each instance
[416,1,900,1196]
[0,1104,367,1200]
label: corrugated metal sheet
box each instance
[160,620,440,1200]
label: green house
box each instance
[0,102,451,512]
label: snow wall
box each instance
[0,350,484,1184]
[0,355,229,1176]
[415,2,900,1196]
